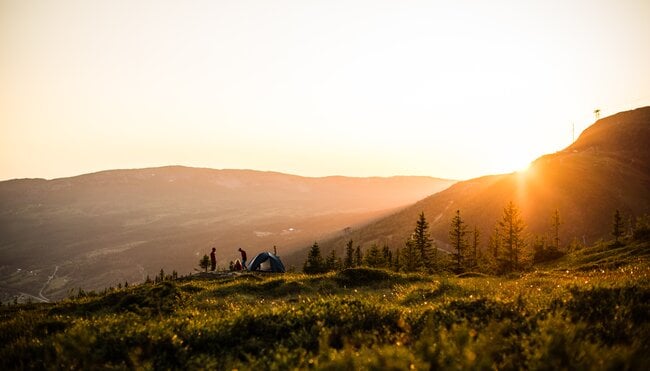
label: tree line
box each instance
[303,201,650,275]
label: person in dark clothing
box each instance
[238,248,247,270]
[210,247,217,271]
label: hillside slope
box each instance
[0,167,454,301]
[2,239,648,369]
[307,107,650,264]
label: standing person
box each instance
[238,248,247,270]
[210,247,217,272]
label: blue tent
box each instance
[247,252,286,273]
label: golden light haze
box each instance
[1,0,649,181]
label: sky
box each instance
[1,0,649,181]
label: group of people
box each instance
[210,247,247,272]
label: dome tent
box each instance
[247,252,286,273]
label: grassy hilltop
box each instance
[1,240,649,370]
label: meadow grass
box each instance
[1,241,648,370]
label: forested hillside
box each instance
[302,107,650,267]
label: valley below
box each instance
[0,168,454,303]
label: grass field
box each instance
[1,241,648,370]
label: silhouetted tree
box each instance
[364,244,383,267]
[532,235,548,263]
[612,209,624,246]
[303,242,325,274]
[382,245,392,268]
[488,226,500,260]
[626,215,635,238]
[402,238,420,272]
[551,209,561,250]
[354,245,363,267]
[325,249,341,272]
[344,240,355,268]
[449,209,468,272]
[199,255,210,272]
[469,226,480,269]
[498,201,526,272]
[393,248,401,272]
[413,212,435,271]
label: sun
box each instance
[516,161,533,173]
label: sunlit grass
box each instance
[1,241,648,369]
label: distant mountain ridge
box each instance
[305,107,650,265]
[0,167,455,301]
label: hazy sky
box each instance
[1,0,649,181]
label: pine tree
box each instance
[382,245,392,268]
[344,240,355,268]
[488,226,500,260]
[303,242,324,274]
[470,226,480,269]
[402,238,420,272]
[325,249,340,272]
[532,235,546,263]
[199,255,210,272]
[364,244,383,267]
[449,209,468,272]
[551,209,561,250]
[393,248,401,272]
[612,209,623,246]
[498,201,526,272]
[354,245,363,267]
[413,212,435,272]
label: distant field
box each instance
[1,240,648,369]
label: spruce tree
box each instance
[325,249,340,272]
[413,212,435,271]
[470,226,480,269]
[364,244,383,267]
[393,248,401,272]
[498,201,526,272]
[344,240,355,268]
[304,242,324,274]
[551,209,561,250]
[199,255,210,272]
[382,245,392,268]
[449,209,468,272]
[354,245,363,267]
[402,238,420,272]
[488,226,500,260]
[612,209,623,246]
